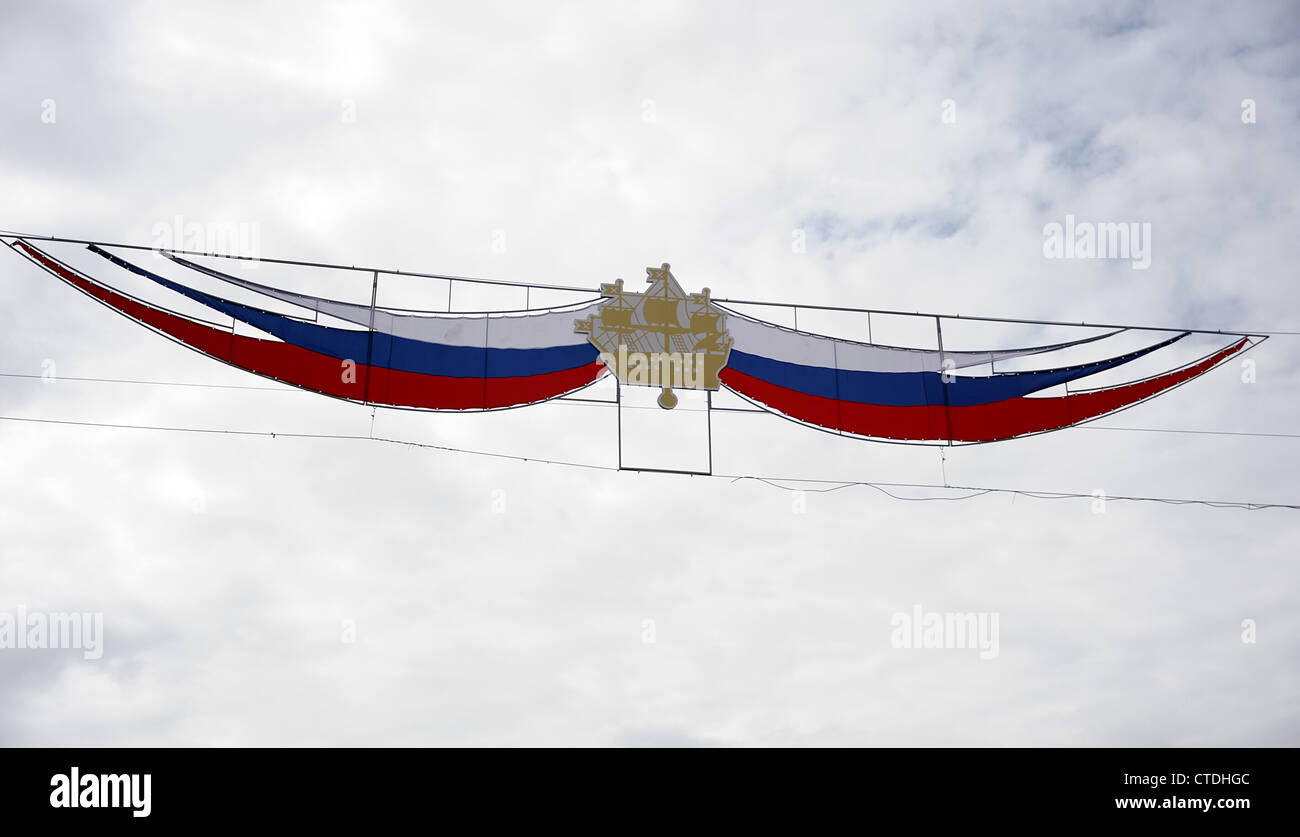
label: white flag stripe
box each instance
[168,255,601,349]
[723,308,1122,373]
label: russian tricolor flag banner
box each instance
[4,237,1259,447]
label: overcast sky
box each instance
[1,0,1297,746]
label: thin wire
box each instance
[0,413,619,473]
[1077,425,1300,440]
[4,230,1296,336]
[714,300,1296,338]
[736,475,995,501]
[1,370,1296,436]
[0,230,590,295]
[0,371,718,413]
[723,475,1298,511]
[1,413,1295,511]
[0,371,293,392]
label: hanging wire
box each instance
[0,412,1296,511]
[2,369,1298,433]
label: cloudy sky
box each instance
[1,0,1297,746]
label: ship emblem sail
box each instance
[575,263,733,409]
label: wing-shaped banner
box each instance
[718,307,1250,443]
[14,240,606,410]
[6,240,1256,444]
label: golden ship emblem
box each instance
[575,263,733,409]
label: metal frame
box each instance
[1,230,1285,336]
[614,379,715,477]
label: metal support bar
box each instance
[936,316,954,446]
[621,466,711,477]
[363,271,379,405]
[706,389,714,475]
